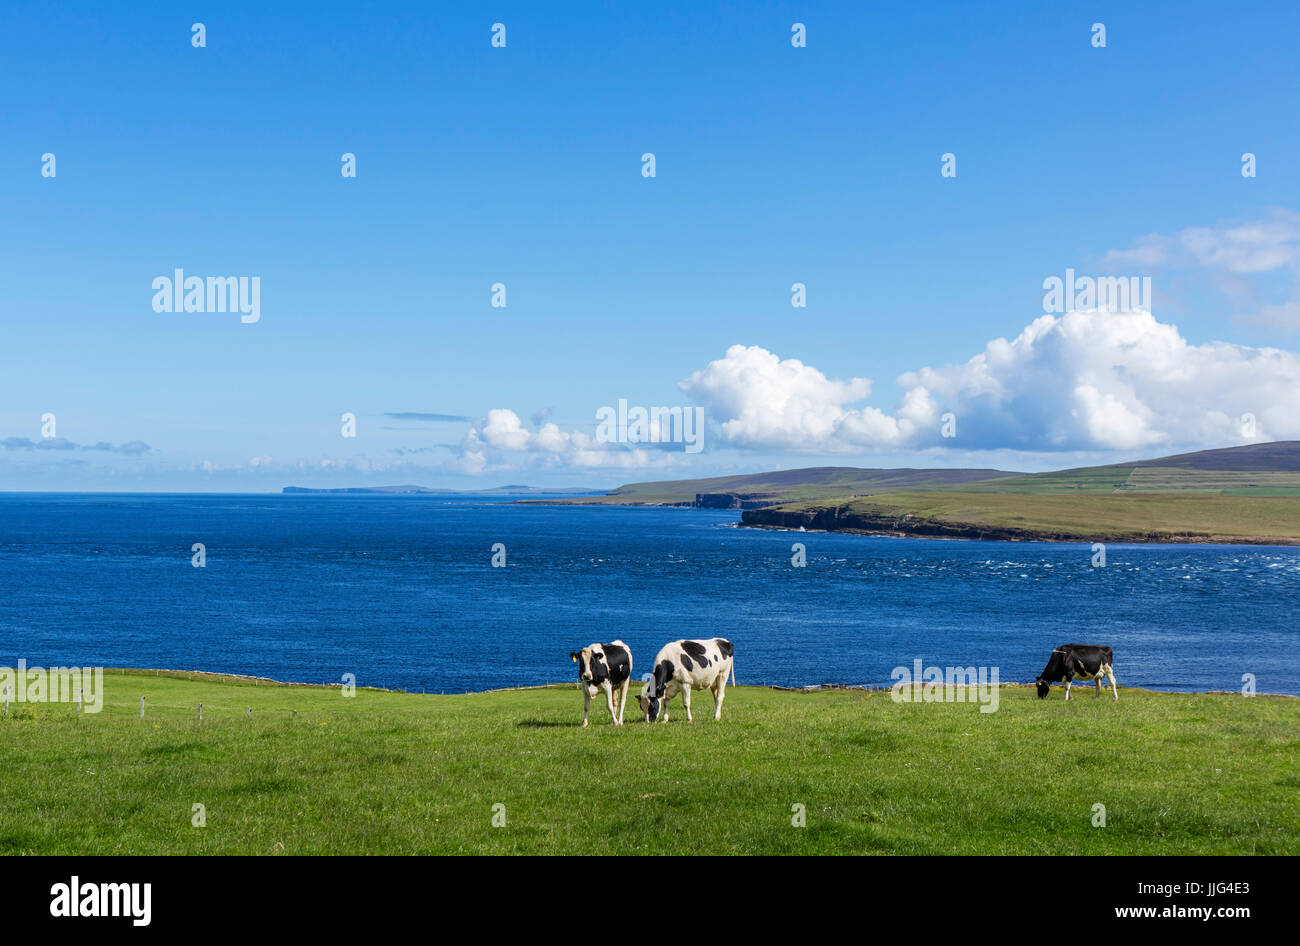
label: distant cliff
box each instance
[742,491,1300,545]
[741,504,1072,541]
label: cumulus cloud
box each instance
[680,310,1300,453]
[456,408,680,474]
[677,345,909,449]
[450,305,1300,468]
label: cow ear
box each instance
[569,653,577,662]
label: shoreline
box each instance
[734,520,1300,547]
[519,499,1300,546]
[95,667,1298,699]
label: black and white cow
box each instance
[570,641,632,726]
[636,638,734,723]
[1036,644,1118,701]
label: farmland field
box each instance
[1,671,1295,855]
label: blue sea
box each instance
[1,493,1297,695]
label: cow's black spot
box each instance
[653,659,675,697]
[715,639,734,658]
[603,643,631,685]
[681,653,693,671]
[681,640,708,661]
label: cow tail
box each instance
[730,660,736,687]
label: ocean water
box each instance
[1,493,1297,695]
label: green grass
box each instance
[951,466,1139,494]
[757,491,1300,543]
[563,443,1300,507]
[930,466,1300,495]
[1,670,1295,854]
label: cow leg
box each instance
[1105,664,1119,701]
[681,684,693,722]
[582,689,591,727]
[712,674,726,721]
[1064,676,1073,701]
[1095,676,1103,698]
[617,678,629,725]
[603,682,617,725]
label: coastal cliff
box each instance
[741,492,1300,545]
[742,504,1044,541]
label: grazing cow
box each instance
[570,641,632,726]
[1036,644,1118,701]
[636,638,735,723]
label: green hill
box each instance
[741,443,1300,543]
[744,491,1300,544]
[535,466,1024,507]
[950,442,1300,495]
[540,442,1300,509]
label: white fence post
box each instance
[198,702,202,722]
[140,695,145,719]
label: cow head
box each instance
[636,685,662,722]
[570,646,607,686]
[1036,677,1051,699]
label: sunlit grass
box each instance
[1,670,1295,854]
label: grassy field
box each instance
[955,466,1300,494]
[749,491,1300,543]
[1,670,1295,855]
[546,443,1300,516]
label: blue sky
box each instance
[3,0,1299,490]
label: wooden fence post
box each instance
[198,702,202,722]
[140,695,145,719]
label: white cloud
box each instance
[681,309,1300,453]
[478,408,533,451]
[1104,210,1300,328]
[1104,209,1300,275]
[454,305,1300,469]
[677,344,910,449]
[457,409,680,473]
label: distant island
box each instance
[527,442,1300,545]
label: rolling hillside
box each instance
[741,442,1300,543]
[533,466,1024,507]
[949,442,1300,495]
[537,442,1300,511]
